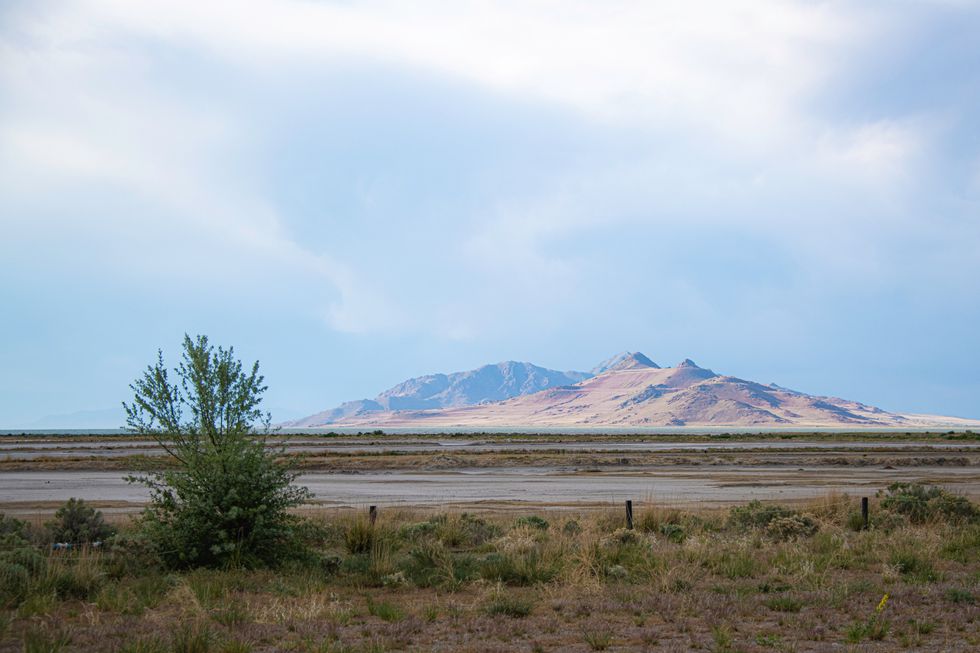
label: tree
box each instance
[124,334,311,568]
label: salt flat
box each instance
[3,463,978,516]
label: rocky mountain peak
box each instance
[592,351,660,374]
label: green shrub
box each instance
[945,588,975,604]
[367,598,405,622]
[711,550,758,579]
[105,531,163,577]
[659,523,686,543]
[846,617,889,643]
[729,501,796,530]
[484,590,532,617]
[405,540,475,588]
[515,516,549,531]
[0,513,29,540]
[44,498,114,545]
[1,513,44,607]
[939,524,980,562]
[479,549,558,585]
[880,483,980,524]
[890,550,938,582]
[125,335,312,570]
[97,575,171,615]
[765,595,803,612]
[432,513,498,548]
[399,521,437,541]
[0,561,30,607]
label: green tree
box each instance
[124,334,311,568]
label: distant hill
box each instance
[288,352,978,428]
[287,360,589,427]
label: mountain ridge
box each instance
[287,360,589,427]
[287,352,978,428]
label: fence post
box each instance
[625,500,634,530]
[369,505,378,526]
[861,497,869,530]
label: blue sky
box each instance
[1,0,979,427]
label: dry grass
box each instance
[1,494,978,652]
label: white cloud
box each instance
[38,0,863,141]
[0,4,407,332]
[0,0,968,339]
[815,119,926,186]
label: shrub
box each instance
[890,550,938,582]
[479,548,558,585]
[765,596,803,612]
[45,498,114,545]
[604,528,640,545]
[880,483,980,524]
[124,335,312,569]
[97,575,172,615]
[710,550,758,579]
[945,588,975,604]
[0,515,45,607]
[435,513,498,548]
[405,540,475,589]
[367,598,405,622]
[765,514,818,541]
[400,521,437,541]
[728,501,796,530]
[659,523,686,543]
[515,516,549,531]
[484,589,533,617]
[104,531,163,577]
[582,627,613,651]
[343,517,374,555]
[40,553,106,600]
[0,561,30,607]
[0,513,28,540]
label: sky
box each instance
[1,0,979,427]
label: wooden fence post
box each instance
[861,497,869,530]
[625,500,634,530]
[369,505,378,526]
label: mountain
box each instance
[287,360,590,427]
[289,352,978,428]
[591,351,660,374]
[25,407,125,429]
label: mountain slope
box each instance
[294,352,976,428]
[288,360,589,427]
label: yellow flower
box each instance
[876,593,889,613]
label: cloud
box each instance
[62,0,861,139]
[0,4,408,331]
[0,0,976,341]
